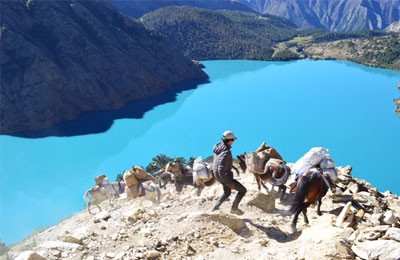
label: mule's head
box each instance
[236,153,247,173]
[165,162,182,178]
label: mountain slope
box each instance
[237,0,400,31]
[0,0,207,134]
[112,0,256,18]
[140,7,299,60]
[302,33,400,71]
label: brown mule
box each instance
[289,169,329,232]
[237,154,290,200]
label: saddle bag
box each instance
[245,151,268,174]
[132,166,148,180]
[255,142,283,160]
[319,154,335,169]
[124,170,138,187]
[193,157,212,183]
[292,147,328,175]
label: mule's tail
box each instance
[289,175,310,215]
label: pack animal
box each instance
[163,162,219,196]
[83,181,124,214]
[127,180,162,206]
[237,153,290,200]
[288,168,330,232]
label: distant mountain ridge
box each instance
[139,7,399,71]
[237,0,400,31]
[141,7,298,60]
[112,0,256,18]
[0,0,207,134]
[114,0,400,31]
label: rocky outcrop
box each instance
[3,163,399,259]
[237,0,400,31]
[385,20,400,32]
[0,0,208,134]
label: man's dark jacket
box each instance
[212,141,233,185]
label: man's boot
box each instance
[230,207,244,215]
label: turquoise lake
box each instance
[1,60,399,245]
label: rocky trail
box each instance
[4,164,400,260]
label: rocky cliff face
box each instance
[238,0,400,31]
[0,0,207,134]
[4,164,400,259]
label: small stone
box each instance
[61,235,83,245]
[114,252,126,259]
[15,251,46,260]
[257,238,269,246]
[106,252,116,258]
[383,210,397,225]
[347,182,359,194]
[147,250,161,259]
[355,209,365,219]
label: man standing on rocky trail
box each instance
[211,130,247,215]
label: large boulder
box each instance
[351,240,400,260]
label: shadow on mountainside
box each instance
[6,79,209,138]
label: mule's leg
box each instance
[254,174,262,191]
[196,184,205,196]
[302,208,309,224]
[93,202,102,213]
[261,181,269,192]
[317,198,322,216]
[107,195,114,208]
[175,182,184,193]
[87,201,92,214]
[279,185,286,200]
